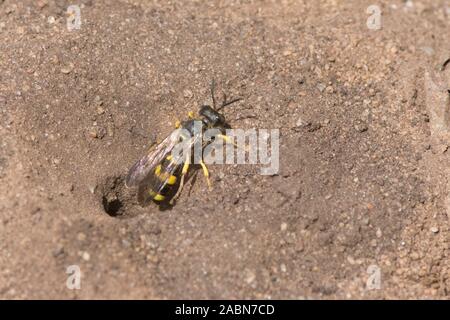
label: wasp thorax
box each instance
[199,105,225,127]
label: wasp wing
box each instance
[137,133,201,205]
[125,130,181,188]
[136,152,182,205]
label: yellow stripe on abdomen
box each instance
[167,175,177,185]
[153,193,165,201]
[149,189,165,201]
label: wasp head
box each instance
[199,105,226,127]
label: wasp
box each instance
[125,81,241,206]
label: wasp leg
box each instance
[170,157,190,204]
[175,111,194,128]
[199,159,212,191]
[217,134,249,152]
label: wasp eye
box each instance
[199,105,223,125]
[199,105,211,116]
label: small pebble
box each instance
[88,127,106,139]
[77,233,86,241]
[88,185,96,194]
[376,228,382,238]
[317,83,326,92]
[96,106,105,115]
[245,270,256,284]
[354,122,368,132]
[146,254,159,264]
[94,96,103,106]
[52,246,65,258]
[325,86,334,94]
[430,227,439,234]
[37,0,48,9]
[411,252,420,260]
[107,123,114,137]
[296,116,305,127]
[88,129,98,138]
[61,64,74,74]
[82,251,90,261]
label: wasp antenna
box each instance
[217,97,242,111]
[210,79,217,110]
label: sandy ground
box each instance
[0,0,449,299]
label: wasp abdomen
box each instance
[147,155,180,202]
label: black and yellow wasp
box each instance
[125,81,241,206]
